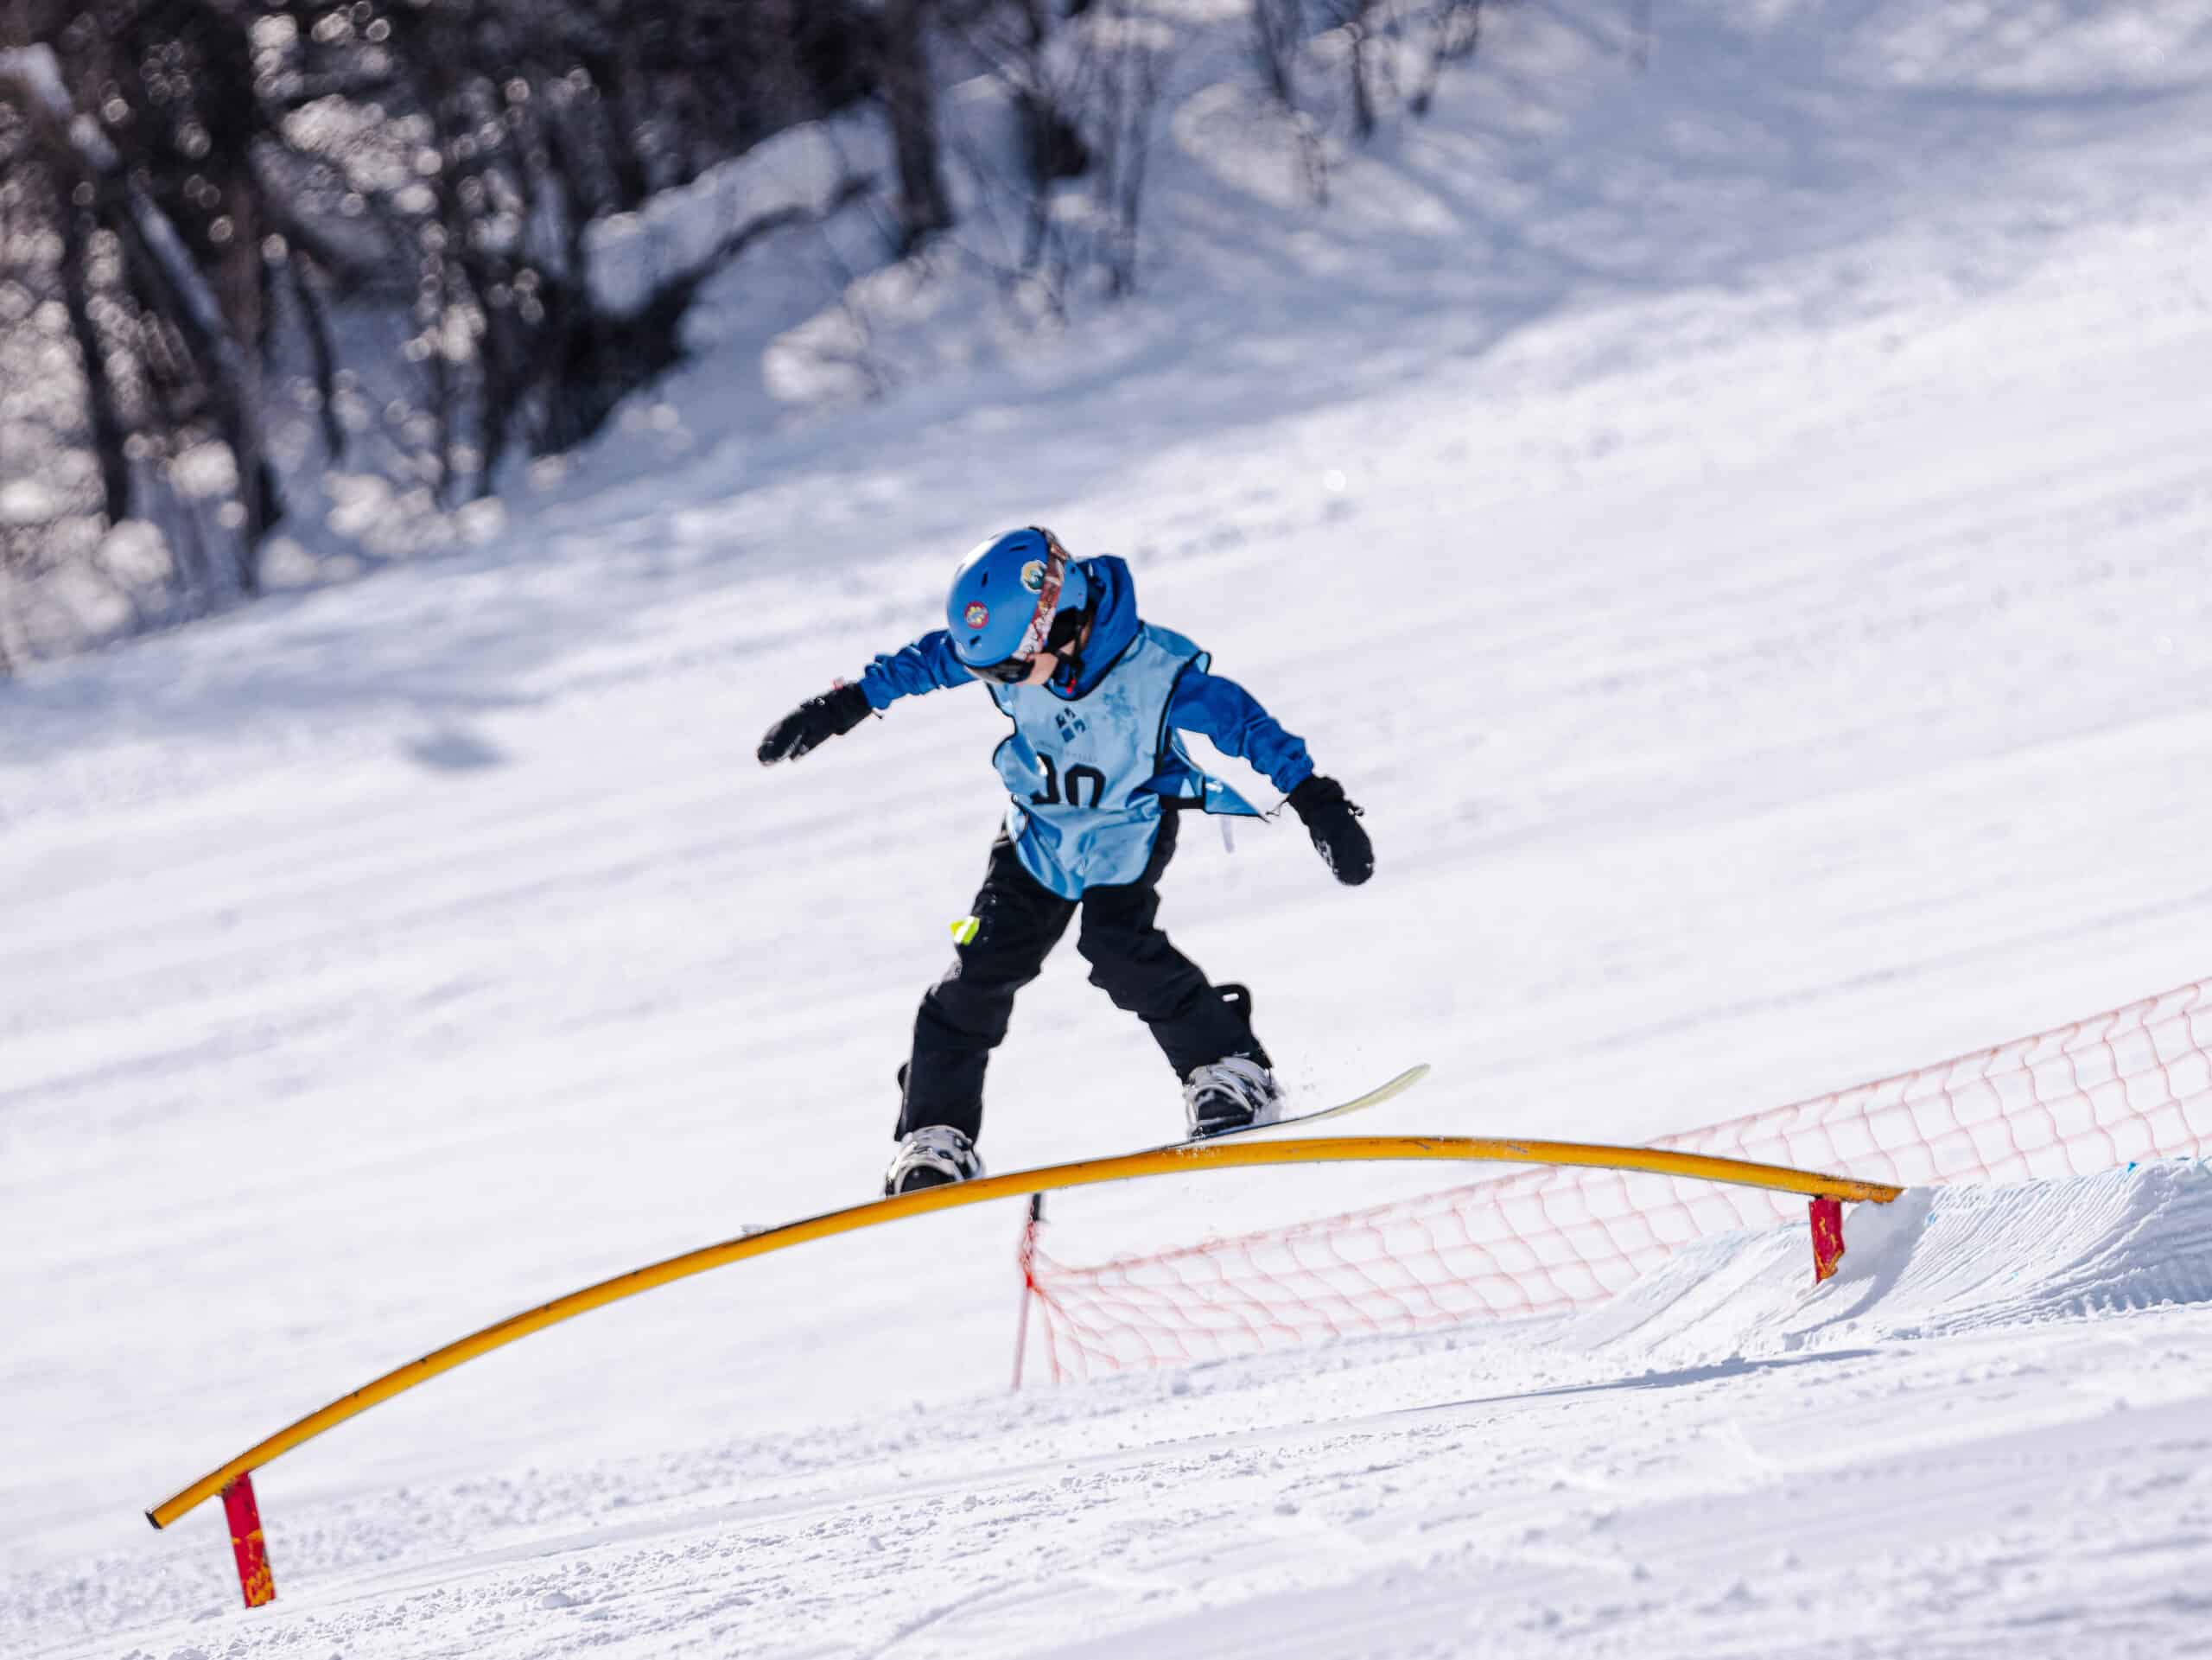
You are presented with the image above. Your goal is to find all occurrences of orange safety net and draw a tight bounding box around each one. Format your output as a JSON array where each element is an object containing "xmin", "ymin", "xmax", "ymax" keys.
[{"xmin": 1020, "ymin": 978, "xmax": 2212, "ymax": 1381}]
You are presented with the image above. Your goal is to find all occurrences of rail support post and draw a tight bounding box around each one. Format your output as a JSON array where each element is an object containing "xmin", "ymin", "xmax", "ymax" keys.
[
  {"xmin": 221, "ymin": 1471, "xmax": 276, "ymax": 1608},
  {"xmin": 1013, "ymin": 1193, "xmax": 1046, "ymax": 1391},
  {"xmin": 1808, "ymin": 1195, "xmax": 1846, "ymax": 1284}
]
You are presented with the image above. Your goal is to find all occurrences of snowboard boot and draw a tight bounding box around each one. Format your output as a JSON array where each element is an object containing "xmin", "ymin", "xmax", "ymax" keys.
[
  {"xmin": 1181, "ymin": 1055, "xmax": 1286, "ymax": 1140},
  {"xmin": 884, "ymin": 1124, "xmax": 985, "ymax": 1196}
]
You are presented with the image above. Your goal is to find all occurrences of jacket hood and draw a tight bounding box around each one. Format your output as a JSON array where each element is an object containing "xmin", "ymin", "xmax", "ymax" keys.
[{"xmin": 1053, "ymin": 554, "xmax": 1138, "ymax": 699}]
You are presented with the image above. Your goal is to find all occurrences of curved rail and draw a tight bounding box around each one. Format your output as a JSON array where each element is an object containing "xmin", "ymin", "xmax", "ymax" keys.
[{"xmin": 149, "ymin": 1133, "xmax": 1900, "ymax": 1527}]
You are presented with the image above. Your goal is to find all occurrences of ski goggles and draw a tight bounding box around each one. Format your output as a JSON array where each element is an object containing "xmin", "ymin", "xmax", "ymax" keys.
[
  {"xmin": 965, "ymin": 652, "xmax": 1046, "ymax": 686},
  {"xmin": 963, "ymin": 596, "xmax": 1089, "ymax": 685}
]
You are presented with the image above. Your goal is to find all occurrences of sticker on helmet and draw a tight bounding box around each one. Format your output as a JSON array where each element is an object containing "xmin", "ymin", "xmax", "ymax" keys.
[
  {"xmin": 1020, "ymin": 560, "xmax": 1046, "ymax": 593},
  {"xmin": 963, "ymin": 601, "xmax": 990, "ymax": 629}
]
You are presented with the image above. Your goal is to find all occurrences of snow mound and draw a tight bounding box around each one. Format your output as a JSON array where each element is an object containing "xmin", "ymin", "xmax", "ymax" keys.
[
  {"xmin": 583, "ymin": 114, "xmax": 887, "ymax": 322},
  {"xmin": 1553, "ymin": 1162, "xmax": 2212, "ymax": 1370}
]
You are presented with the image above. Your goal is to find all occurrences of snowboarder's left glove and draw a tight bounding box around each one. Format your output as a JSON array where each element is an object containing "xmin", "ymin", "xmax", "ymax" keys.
[
  {"xmin": 1287, "ymin": 774, "xmax": 1372, "ymax": 886},
  {"xmin": 758, "ymin": 684, "xmax": 872, "ymax": 765}
]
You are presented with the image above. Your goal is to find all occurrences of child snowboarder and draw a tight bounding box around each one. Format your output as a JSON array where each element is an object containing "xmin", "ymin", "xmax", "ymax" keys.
[{"xmin": 757, "ymin": 527, "xmax": 1373, "ymax": 1194}]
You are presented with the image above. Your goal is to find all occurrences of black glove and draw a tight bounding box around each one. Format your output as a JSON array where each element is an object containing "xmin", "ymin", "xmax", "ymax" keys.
[
  {"xmin": 1287, "ymin": 774, "xmax": 1372, "ymax": 886},
  {"xmin": 758, "ymin": 683, "xmax": 872, "ymax": 765}
]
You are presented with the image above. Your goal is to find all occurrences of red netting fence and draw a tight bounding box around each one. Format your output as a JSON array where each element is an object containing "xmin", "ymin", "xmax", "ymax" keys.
[{"xmin": 1018, "ymin": 977, "xmax": 2212, "ymax": 1382}]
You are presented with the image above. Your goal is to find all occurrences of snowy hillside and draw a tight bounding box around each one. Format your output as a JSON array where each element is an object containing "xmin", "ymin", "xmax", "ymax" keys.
[{"xmin": 5, "ymin": 0, "xmax": 2212, "ymax": 1654}]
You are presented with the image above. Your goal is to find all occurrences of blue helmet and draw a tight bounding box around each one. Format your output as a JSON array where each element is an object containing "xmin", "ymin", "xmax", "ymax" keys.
[{"xmin": 945, "ymin": 527, "xmax": 1091, "ymax": 671}]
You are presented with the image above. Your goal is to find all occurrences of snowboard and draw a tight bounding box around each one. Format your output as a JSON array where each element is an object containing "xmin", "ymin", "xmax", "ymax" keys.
[
  {"xmin": 890, "ymin": 1065, "xmax": 1432, "ymax": 1200},
  {"xmin": 1175, "ymin": 1061, "xmax": 1431, "ymax": 1149}
]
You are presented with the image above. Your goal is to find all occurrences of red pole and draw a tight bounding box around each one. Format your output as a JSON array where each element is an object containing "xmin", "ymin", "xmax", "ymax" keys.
[
  {"xmin": 1012, "ymin": 1194, "xmax": 1045, "ymax": 1391},
  {"xmin": 1809, "ymin": 1196, "xmax": 1846, "ymax": 1284},
  {"xmin": 220, "ymin": 1472, "xmax": 276, "ymax": 1608}
]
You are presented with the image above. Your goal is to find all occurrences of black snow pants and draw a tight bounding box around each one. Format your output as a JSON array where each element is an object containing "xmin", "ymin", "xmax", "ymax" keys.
[{"xmin": 897, "ymin": 809, "xmax": 1269, "ymax": 1143}]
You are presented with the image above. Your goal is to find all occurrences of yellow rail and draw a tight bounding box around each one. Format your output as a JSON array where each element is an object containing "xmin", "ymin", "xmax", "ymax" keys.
[{"xmin": 148, "ymin": 1133, "xmax": 1900, "ymax": 1529}]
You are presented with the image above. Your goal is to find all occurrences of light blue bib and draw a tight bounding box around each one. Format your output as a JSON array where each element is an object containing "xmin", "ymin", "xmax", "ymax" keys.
[{"xmin": 989, "ymin": 625, "xmax": 1260, "ymax": 898}]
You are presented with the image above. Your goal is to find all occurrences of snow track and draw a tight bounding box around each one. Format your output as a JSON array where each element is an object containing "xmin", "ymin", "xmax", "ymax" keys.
[{"xmin": 13, "ymin": 1170, "xmax": 2212, "ymax": 1657}]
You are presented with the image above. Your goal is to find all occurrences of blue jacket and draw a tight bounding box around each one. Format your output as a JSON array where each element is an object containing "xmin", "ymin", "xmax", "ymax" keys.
[{"xmin": 857, "ymin": 556, "xmax": 1317, "ymax": 895}]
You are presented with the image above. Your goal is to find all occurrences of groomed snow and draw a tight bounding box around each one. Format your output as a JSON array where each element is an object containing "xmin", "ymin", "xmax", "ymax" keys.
[
  {"xmin": 4, "ymin": 0, "xmax": 2212, "ymax": 1654},
  {"xmin": 15, "ymin": 1173, "xmax": 2212, "ymax": 1657}
]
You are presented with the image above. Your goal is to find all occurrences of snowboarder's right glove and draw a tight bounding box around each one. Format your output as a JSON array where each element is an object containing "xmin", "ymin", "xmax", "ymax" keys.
[
  {"xmin": 1287, "ymin": 774, "xmax": 1373, "ymax": 886},
  {"xmin": 758, "ymin": 683, "xmax": 872, "ymax": 765}
]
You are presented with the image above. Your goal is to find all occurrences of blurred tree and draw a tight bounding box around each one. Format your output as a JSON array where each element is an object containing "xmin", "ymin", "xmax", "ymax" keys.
[
  {"xmin": 4, "ymin": 3, "xmax": 283, "ymax": 601},
  {"xmin": 879, "ymin": 0, "xmax": 951, "ymax": 252},
  {"xmin": 941, "ymin": 0, "xmax": 1090, "ymax": 274},
  {"xmin": 1409, "ymin": 0, "xmax": 1484, "ymax": 115}
]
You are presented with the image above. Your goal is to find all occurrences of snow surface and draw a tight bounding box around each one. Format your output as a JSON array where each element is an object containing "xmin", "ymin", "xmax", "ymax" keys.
[{"xmin": 5, "ymin": 0, "xmax": 2212, "ymax": 1653}]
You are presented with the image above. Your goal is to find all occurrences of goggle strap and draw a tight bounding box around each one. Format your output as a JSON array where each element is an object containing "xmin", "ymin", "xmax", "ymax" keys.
[{"xmin": 1013, "ymin": 535, "xmax": 1068, "ymax": 660}]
